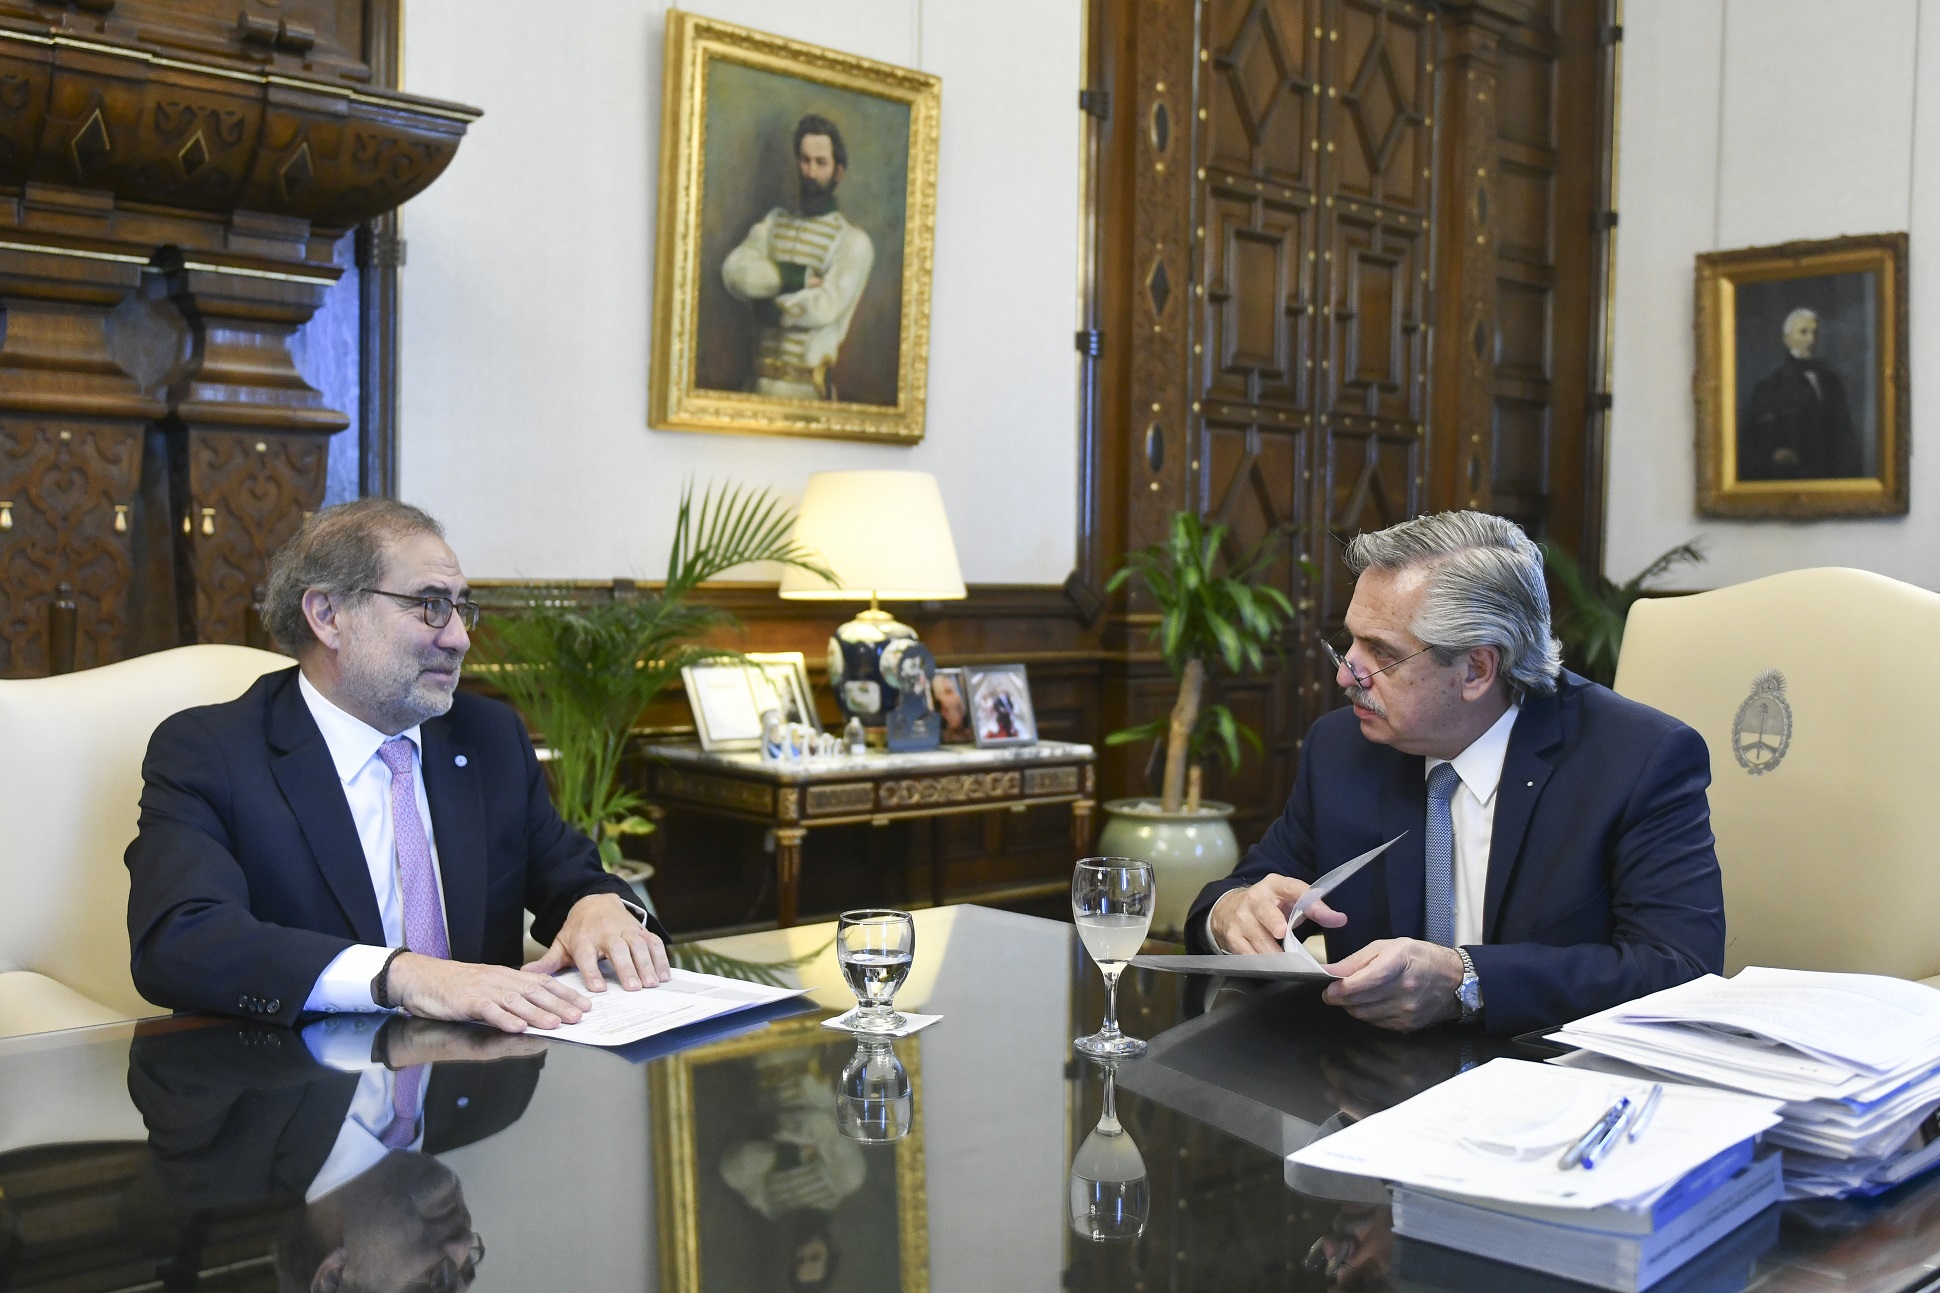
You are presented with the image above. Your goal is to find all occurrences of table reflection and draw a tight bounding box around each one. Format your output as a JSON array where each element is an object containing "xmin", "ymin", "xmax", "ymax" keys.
[
  {"xmin": 838, "ymin": 1037, "xmax": 915, "ymax": 1145},
  {"xmin": 1068, "ymin": 1060, "xmax": 1149, "ymax": 1243}
]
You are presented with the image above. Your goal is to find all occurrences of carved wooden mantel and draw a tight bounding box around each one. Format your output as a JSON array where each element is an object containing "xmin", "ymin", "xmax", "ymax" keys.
[{"xmin": 0, "ymin": 0, "xmax": 480, "ymax": 675}]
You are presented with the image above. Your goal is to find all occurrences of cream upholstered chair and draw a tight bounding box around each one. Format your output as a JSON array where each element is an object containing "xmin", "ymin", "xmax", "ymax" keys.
[
  {"xmin": 0, "ymin": 644, "xmax": 290, "ymax": 1038},
  {"xmin": 1613, "ymin": 567, "xmax": 1940, "ymax": 984}
]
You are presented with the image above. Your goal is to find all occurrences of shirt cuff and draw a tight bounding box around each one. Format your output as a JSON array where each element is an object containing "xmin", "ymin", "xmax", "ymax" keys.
[
  {"xmin": 300, "ymin": 1013, "xmax": 390, "ymax": 1071},
  {"xmin": 302, "ymin": 944, "xmax": 396, "ymax": 1014},
  {"xmin": 1202, "ymin": 903, "xmax": 1231, "ymax": 955}
]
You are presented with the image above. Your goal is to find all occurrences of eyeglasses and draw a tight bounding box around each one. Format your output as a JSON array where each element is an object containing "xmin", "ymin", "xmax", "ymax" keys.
[
  {"xmin": 1319, "ymin": 631, "xmax": 1435, "ymax": 690},
  {"xmin": 360, "ymin": 589, "xmax": 482, "ymax": 632},
  {"xmin": 408, "ymin": 1233, "xmax": 485, "ymax": 1293}
]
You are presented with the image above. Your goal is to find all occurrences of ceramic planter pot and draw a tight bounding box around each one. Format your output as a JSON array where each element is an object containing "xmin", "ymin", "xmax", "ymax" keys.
[{"xmin": 1095, "ymin": 798, "xmax": 1240, "ymax": 941}]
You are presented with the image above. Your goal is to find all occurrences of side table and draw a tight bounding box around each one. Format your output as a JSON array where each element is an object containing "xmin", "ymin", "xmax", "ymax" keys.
[{"xmin": 641, "ymin": 741, "xmax": 1098, "ymax": 927}]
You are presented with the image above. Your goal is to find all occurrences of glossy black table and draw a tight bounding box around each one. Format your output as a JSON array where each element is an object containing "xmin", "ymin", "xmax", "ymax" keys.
[{"xmin": 3, "ymin": 905, "xmax": 1940, "ymax": 1292}]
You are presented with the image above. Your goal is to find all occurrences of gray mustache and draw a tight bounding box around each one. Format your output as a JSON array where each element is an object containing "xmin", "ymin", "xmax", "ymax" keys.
[{"xmin": 1345, "ymin": 682, "xmax": 1385, "ymax": 717}]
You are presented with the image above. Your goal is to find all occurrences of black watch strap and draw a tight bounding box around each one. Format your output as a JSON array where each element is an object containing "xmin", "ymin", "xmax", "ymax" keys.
[{"xmin": 371, "ymin": 948, "xmax": 408, "ymax": 1010}]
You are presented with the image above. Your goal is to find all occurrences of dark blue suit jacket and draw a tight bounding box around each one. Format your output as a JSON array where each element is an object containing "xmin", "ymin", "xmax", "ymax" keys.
[
  {"xmin": 1184, "ymin": 672, "xmax": 1725, "ymax": 1035},
  {"xmin": 125, "ymin": 666, "xmax": 659, "ymax": 1027}
]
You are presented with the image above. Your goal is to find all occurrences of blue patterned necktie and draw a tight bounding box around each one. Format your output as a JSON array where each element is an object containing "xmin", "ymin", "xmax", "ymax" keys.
[{"xmin": 1424, "ymin": 762, "xmax": 1461, "ymax": 947}]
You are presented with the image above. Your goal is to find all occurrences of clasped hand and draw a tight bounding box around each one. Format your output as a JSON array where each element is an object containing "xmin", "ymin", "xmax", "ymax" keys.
[
  {"xmin": 388, "ymin": 894, "xmax": 671, "ymax": 1034},
  {"xmin": 1210, "ymin": 877, "xmax": 1463, "ymax": 1031}
]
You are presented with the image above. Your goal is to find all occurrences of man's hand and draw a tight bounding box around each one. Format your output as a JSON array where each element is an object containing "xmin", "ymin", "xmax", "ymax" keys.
[
  {"xmin": 1321, "ymin": 938, "xmax": 1463, "ymax": 1031},
  {"xmin": 1208, "ymin": 876, "xmax": 1348, "ymax": 954},
  {"xmin": 387, "ymin": 954, "xmax": 593, "ymax": 1034},
  {"xmin": 522, "ymin": 893, "xmax": 671, "ymax": 993}
]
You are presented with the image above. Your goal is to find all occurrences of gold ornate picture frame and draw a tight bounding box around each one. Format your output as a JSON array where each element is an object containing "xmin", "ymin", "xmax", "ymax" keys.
[
  {"xmin": 651, "ymin": 11, "xmax": 941, "ymax": 444},
  {"xmin": 649, "ymin": 1012, "xmax": 929, "ymax": 1292},
  {"xmin": 1694, "ymin": 233, "xmax": 1908, "ymax": 518}
]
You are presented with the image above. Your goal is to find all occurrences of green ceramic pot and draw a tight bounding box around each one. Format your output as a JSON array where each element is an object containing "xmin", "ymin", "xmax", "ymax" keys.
[{"xmin": 1095, "ymin": 798, "xmax": 1240, "ymax": 942}]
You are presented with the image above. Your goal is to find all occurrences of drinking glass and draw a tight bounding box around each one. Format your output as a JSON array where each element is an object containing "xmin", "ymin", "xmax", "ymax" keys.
[
  {"xmin": 1072, "ymin": 857, "xmax": 1154, "ymax": 1059},
  {"xmin": 837, "ymin": 909, "xmax": 915, "ymax": 1033},
  {"xmin": 1069, "ymin": 1061, "xmax": 1149, "ymax": 1241},
  {"xmin": 836, "ymin": 1038, "xmax": 914, "ymax": 1144}
]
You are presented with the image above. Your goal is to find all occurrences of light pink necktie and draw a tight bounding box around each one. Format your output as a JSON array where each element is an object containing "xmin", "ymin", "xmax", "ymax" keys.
[
  {"xmin": 376, "ymin": 737, "xmax": 450, "ymax": 961},
  {"xmin": 382, "ymin": 1063, "xmax": 427, "ymax": 1148}
]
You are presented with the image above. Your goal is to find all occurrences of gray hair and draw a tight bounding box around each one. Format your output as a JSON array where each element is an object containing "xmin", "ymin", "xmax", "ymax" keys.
[
  {"xmin": 1783, "ymin": 307, "xmax": 1819, "ymax": 333},
  {"xmin": 260, "ymin": 499, "xmax": 444, "ymax": 656},
  {"xmin": 1343, "ymin": 511, "xmax": 1562, "ymax": 696}
]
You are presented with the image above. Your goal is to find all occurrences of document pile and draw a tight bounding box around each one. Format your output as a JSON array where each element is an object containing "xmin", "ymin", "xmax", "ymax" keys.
[
  {"xmin": 1288, "ymin": 1058, "xmax": 1783, "ymax": 1292},
  {"xmin": 1552, "ymin": 968, "xmax": 1940, "ymax": 1199}
]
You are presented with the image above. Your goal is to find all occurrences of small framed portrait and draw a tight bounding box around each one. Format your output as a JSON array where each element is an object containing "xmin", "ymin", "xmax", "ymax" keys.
[
  {"xmin": 1695, "ymin": 232, "xmax": 1908, "ymax": 518},
  {"xmin": 650, "ymin": 10, "xmax": 941, "ymax": 445},
  {"xmin": 650, "ymin": 1014, "xmax": 929, "ymax": 1292},
  {"xmin": 965, "ymin": 664, "xmax": 1037, "ymax": 748},
  {"xmin": 882, "ymin": 642, "xmax": 939, "ymax": 753},
  {"xmin": 930, "ymin": 667, "xmax": 972, "ymax": 744},
  {"xmin": 682, "ymin": 653, "xmax": 817, "ymax": 751}
]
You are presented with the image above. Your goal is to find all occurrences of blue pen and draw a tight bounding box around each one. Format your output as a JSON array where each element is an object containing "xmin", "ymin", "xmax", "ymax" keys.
[{"xmin": 1557, "ymin": 1097, "xmax": 1632, "ymax": 1171}]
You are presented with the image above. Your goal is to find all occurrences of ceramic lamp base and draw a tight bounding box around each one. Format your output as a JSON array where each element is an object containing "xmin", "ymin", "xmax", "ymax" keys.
[{"xmin": 827, "ymin": 607, "xmax": 918, "ymax": 729}]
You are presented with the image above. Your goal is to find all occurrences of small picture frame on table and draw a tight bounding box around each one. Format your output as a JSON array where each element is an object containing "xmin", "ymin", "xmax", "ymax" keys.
[
  {"xmin": 931, "ymin": 667, "xmax": 973, "ymax": 744},
  {"xmin": 682, "ymin": 652, "xmax": 817, "ymax": 751},
  {"xmin": 965, "ymin": 664, "xmax": 1036, "ymax": 747}
]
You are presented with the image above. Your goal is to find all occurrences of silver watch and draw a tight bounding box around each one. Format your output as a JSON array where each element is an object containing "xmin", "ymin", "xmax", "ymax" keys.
[{"xmin": 1455, "ymin": 948, "xmax": 1484, "ymax": 1022}]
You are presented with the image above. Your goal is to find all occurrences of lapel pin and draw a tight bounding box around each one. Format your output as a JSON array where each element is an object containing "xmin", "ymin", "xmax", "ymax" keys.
[
  {"xmin": 1525, "ymin": 780, "xmax": 1533, "ymax": 787},
  {"xmin": 455, "ymin": 755, "xmax": 468, "ymax": 767}
]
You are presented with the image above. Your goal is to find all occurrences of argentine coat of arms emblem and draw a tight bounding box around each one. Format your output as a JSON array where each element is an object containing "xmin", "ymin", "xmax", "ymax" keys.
[{"xmin": 1731, "ymin": 670, "xmax": 1792, "ymax": 775}]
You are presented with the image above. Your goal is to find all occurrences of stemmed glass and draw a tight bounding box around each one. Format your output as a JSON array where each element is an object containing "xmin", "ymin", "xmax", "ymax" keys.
[
  {"xmin": 1069, "ymin": 1061, "xmax": 1149, "ymax": 1241},
  {"xmin": 836, "ymin": 1038, "xmax": 914, "ymax": 1144},
  {"xmin": 1072, "ymin": 857, "xmax": 1154, "ymax": 1059},
  {"xmin": 836, "ymin": 909, "xmax": 915, "ymax": 1033}
]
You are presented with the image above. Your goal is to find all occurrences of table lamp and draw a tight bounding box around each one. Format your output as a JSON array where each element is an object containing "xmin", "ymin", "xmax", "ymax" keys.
[{"xmin": 779, "ymin": 470, "xmax": 966, "ymax": 733}]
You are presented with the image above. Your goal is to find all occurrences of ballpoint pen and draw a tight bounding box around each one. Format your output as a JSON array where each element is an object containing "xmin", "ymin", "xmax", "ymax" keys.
[
  {"xmin": 1558, "ymin": 1097, "xmax": 1632, "ymax": 1170},
  {"xmin": 1627, "ymin": 1083, "xmax": 1665, "ymax": 1141}
]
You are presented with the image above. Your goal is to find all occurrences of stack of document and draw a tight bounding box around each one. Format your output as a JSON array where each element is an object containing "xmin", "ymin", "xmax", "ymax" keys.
[
  {"xmin": 1551, "ymin": 968, "xmax": 1940, "ymax": 1199},
  {"xmin": 1288, "ymin": 1059, "xmax": 1783, "ymax": 1291}
]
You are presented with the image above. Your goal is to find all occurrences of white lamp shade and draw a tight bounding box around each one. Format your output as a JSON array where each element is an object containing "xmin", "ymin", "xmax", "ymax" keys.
[{"xmin": 779, "ymin": 471, "xmax": 967, "ymax": 601}]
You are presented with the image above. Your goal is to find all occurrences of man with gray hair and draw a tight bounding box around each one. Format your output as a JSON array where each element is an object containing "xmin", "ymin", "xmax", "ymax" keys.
[
  {"xmin": 127, "ymin": 499, "xmax": 670, "ymax": 1036},
  {"xmin": 1187, "ymin": 511, "xmax": 1724, "ymax": 1035},
  {"xmin": 1740, "ymin": 306, "xmax": 1862, "ymax": 479}
]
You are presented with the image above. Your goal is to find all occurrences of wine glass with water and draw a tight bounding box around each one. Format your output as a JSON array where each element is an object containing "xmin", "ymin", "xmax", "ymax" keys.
[
  {"xmin": 1072, "ymin": 857, "xmax": 1154, "ymax": 1059},
  {"xmin": 1069, "ymin": 1061, "xmax": 1149, "ymax": 1241},
  {"xmin": 837, "ymin": 909, "xmax": 915, "ymax": 1033}
]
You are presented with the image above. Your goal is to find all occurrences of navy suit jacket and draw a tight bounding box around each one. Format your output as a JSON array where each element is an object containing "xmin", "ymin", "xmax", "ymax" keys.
[
  {"xmin": 1184, "ymin": 672, "xmax": 1725, "ymax": 1035},
  {"xmin": 125, "ymin": 666, "xmax": 660, "ymax": 1027}
]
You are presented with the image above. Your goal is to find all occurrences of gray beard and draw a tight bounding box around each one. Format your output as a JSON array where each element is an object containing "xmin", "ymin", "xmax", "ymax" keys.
[{"xmin": 339, "ymin": 640, "xmax": 464, "ymax": 735}]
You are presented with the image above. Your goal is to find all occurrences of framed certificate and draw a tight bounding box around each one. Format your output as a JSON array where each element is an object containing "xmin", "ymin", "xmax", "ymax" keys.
[{"xmin": 682, "ymin": 652, "xmax": 818, "ymax": 751}]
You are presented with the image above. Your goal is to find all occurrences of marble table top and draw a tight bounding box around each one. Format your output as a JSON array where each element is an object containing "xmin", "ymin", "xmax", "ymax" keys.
[{"xmin": 641, "ymin": 739, "xmax": 1096, "ymax": 784}]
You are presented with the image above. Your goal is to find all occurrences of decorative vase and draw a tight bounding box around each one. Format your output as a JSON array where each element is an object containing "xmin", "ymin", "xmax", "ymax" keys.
[
  {"xmin": 1096, "ymin": 798, "xmax": 1240, "ymax": 942},
  {"xmin": 827, "ymin": 608, "xmax": 919, "ymax": 731}
]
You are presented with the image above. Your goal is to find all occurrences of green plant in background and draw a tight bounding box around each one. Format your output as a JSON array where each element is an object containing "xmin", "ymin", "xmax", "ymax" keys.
[
  {"xmin": 472, "ymin": 482, "xmax": 835, "ymax": 871},
  {"xmin": 669, "ymin": 937, "xmax": 834, "ymax": 985},
  {"xmin": 1104, "ymin": 512, "xmax": 1297, "ymax": 812},
  {"xmin": 1539, "ymin": 539, "xmax": 1705, "ymax": 687}
]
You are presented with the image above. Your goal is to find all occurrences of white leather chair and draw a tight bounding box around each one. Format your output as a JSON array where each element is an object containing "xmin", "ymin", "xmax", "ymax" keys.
[
  {"xmin": 0, "ymin": 645, "xmax": 290, "ymax": 1038},
  {"xmin": 1613, "ymin": 568, "xmax": 1940, "ymax": 984}
]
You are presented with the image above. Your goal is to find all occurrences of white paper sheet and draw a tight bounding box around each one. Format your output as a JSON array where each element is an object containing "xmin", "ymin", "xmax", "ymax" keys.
[
  {"xmin": 820, "ymin": 1008, "xmax": 942, "ymax": 1037},
  {"xmin": 527, "ymin": 968, "xmax": 805, "ymax": 1047},
  {"xmin": 1131, "ymin": 939, "xmax": 1338, "ymax": 982},
  {"xmin": 1287, "ymin": 1058, "xmax": 1782, "ymax": 1210}
]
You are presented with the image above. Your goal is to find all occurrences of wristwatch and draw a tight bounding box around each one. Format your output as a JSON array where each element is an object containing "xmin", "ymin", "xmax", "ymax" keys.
[{"xmin": 1455, "ymin": 948, "xmax": 1484, "ymax": 1023}]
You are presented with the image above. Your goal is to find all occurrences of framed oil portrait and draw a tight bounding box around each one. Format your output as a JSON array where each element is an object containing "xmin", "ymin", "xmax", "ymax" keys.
[
  {"xmin": 966, "ymin": 664, "xmax": 1037, "ymax": 748},
  {"xmin": 651, "ymin": 11, "xmax": 941, "ymax": 444},
  {"xmin": 650, "ymin": 1013, "xmax": 929, "ymax": 1293},
  {"xmin": 682, "ymin": 652, "xmax": 817, "ymax": 751},
  {"xmin": 1694, "ymin": 233, "xmax": 1908, "ymax": 518}
]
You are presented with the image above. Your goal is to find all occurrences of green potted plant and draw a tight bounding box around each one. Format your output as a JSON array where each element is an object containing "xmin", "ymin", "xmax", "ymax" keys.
[
  {"xmin": 472, "ymin": 482, "xmax": 834, "ymax": 910},
  {"xmin": 1539, "ymin": 539, "xmax": 1704, "ymax": 687},
  {"xmin": 1098, "ymin": 512, "xmax": 1295, "ymax": 938}
]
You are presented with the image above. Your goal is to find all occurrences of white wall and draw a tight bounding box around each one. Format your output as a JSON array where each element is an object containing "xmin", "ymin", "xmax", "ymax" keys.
[
  {"xmin": 398, "ymin": 1, "xmax": 1083, "ymax": 584},
  {"xmin": 1607, "ymin": 0, "xmax": 1940, "ymax": 588}
]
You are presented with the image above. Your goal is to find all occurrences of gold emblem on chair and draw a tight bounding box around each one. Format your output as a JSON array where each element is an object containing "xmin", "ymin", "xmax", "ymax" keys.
[{"xmin": 1731, "ymin": 670, "xmax": 1792, "ymax": 775}]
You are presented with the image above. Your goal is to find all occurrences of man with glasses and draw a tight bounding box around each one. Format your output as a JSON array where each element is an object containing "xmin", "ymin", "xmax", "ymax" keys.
[
  {"xmin": 1185, "ymin": 511, "xmax": 1724, "ymax": 1035},
  {"xmin": 126, "ymin": 499, "xmax": 670, "ymax": 1033}
]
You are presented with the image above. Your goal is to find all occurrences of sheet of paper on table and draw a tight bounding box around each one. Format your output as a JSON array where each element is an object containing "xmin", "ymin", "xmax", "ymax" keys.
[
  {"xmin": 1287, "ymin": 1057, "xmax": 1783, "ymax": 1211},
  {"xmin": 1130, "ymin": 940, "xmax": 1339, "ymax": 983},
  {"xmin": 528, "ymin": 968, "xmax": 806, "ymax": 1048}
]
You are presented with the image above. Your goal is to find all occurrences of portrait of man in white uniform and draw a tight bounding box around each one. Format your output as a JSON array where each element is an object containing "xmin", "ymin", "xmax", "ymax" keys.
[{"xmin": 721, "ymin": 114, "xmax": 875, "ymax": 402}]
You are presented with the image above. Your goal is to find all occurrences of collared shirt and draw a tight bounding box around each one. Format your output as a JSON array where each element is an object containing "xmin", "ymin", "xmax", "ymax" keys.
[
  {"xmin": 302, "ymin": 1015, "xmax": 424, "ymax": 1201},
  {"xmin": 298, "ymin": 671, "xmax": 449, "ymax": 1013},
  {"xmin": 1426, "ymin": 703, "xmax": 1520, "ymax": 948},
  {"xmin": 1208, "ymin": 703, "xmax": 1521, "ymax": 953}
]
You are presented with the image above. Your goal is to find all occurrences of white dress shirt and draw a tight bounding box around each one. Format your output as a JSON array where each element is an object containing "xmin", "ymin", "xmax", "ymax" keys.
[
  {"xmin": 301, "ymin": 1014, "xmax": 425, "ymax": 1200},
  {"xmin": 298, "ymin": 671, "xmax": 449, "ymax": 1013},
  {"xmin": 1208, "ymin": 703, "xmax": 1521, "ymax": 952},
  {"xmin": 1427, "ymin": 703, "xmax": 1520, "ymax": 948}
]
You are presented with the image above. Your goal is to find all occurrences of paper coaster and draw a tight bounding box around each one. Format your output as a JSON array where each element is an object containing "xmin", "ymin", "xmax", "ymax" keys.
[{"xmin": 821, "ymin": 1008, "xmax": 942, "ymax": 1037}]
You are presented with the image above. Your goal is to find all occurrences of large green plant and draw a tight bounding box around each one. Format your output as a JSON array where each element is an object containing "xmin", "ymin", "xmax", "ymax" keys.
[
  {"xmin": 1104, "ymin": 512, "xmax": 1296, "ymax": 812},
  {"xmin": 1538, "ymin": 539, "xmax": 1704, "ymax": 687},
  {"xmin": 472, "ymin": 482, "xmax": 834, "ymax": 868}
]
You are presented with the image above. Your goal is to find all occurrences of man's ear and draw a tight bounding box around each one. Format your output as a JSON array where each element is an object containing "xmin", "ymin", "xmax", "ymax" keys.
[
  {"xmin": 302, "ymin": 588, "xmax": 343, "ymax": 654},
  {"xmin": 310, "ymin": 1248, "xmax": 347, "ymax": 1293},
  {"xmin": 1460, "ymin": 645, "xmax": 1502, "ymax": 701}
]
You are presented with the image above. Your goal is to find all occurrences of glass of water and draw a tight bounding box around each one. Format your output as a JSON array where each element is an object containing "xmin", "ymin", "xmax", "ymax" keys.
[
  {"xmin": 1072, "ymin": 857, "xmax": 1153, "ymax": 1059},
  {"xmin": 836, "ymin": 1038, "xmax": 914, "ymax": 1144},
  {"xmin": 837, "ymin": 909, "xmax": 915, "ymax": 1033},
  {"xmin": 1069, "ymin": 1061, "xmax": 1149, "ymax": 1241}
]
